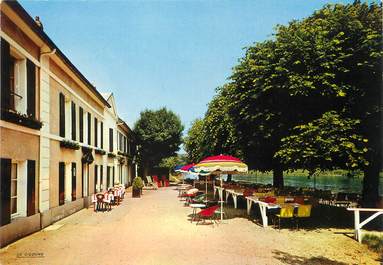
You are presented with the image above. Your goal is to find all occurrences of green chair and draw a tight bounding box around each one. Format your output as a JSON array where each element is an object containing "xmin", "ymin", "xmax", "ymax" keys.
[{"xmin": 192, "ymin": 194, "xmax": 206, "ymax": 204}]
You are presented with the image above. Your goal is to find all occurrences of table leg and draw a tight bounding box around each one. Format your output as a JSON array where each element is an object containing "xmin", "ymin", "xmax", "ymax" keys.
[
  {"xmin": 247, "ymin": 200, "xmax": 252, "ymax": 215},
  {"xmin": 225, "ymin": 192, "xmax": 230, "ymax": 203},
  {"xmin": 233, "ymin": 194, "xmax": 237, "ymax": 208},
  {"xmin": 259, "ymin": 204, "xmax": 268, "ymax": 227}
]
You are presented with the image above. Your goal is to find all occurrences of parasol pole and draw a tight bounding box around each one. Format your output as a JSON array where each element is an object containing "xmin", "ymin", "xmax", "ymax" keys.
[{"xmin": 220, "ymin": 175, "xmax": 223, "ymax": 221}]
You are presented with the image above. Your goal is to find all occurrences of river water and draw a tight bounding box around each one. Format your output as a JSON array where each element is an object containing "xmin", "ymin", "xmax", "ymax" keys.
[{"xmin": 232, "ymin": 174, "xmax": 383, "ymax": 195}]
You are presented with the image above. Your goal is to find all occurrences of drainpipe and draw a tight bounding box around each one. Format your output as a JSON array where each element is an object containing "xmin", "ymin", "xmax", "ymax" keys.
[{"xmin": 41, "ymin": 48, "xmax": 57, "ymax": 57}]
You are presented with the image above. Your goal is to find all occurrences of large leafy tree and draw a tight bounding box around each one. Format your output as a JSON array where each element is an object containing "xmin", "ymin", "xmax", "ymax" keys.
[
  {"xmin": 227, "ymin": 39, "xmax": 292, "ymax": 188},
  {"xmin": 227, "ymin": 1, "xmax": 382, "ymax": 199},
  {"xmin": 202, "ymin": 84, "xmax": 242, "ymax": 159},
  {"xmin": 134, "ymin": 108, "xmax": 184, "ymax": 174},
  {"xmin": 183, "ymin": 118, "xmax": 205, "ymax": 163},
  {"xmin": 273, "ymin": 1, "xmax": 382, "ymax": 205},
  {"xmin": 184, "ymin": 86, "xmax": 243, "ymax": 164}
]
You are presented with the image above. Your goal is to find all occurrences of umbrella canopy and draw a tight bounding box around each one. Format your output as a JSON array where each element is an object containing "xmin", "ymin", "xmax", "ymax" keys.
[
  {"xmin": 180, "ymin": 163, "xmax": 196, "ymax": 173},
  {"xmin": 193, "ymin": 154, "xmax": 248, "ymax": 221},
  {"xmin": 174, "ymin": 165, "xmax": 183, "ymax": 172},
  {"xmin": 193, "ymin": 155, "xmax": 248, "ymax": 174}
]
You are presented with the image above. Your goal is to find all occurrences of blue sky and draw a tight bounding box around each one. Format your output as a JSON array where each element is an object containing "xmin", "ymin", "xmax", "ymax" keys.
[{"xmin": 21, "ymin": 0, "xmax": 355, "ymax": 133}]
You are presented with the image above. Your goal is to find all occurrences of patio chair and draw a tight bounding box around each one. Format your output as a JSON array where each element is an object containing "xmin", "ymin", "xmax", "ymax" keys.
[
  {"xmin": 275, "ymin": 205, "xmax": 294, "ymax": 230},
  {"xmin": 96, "ymin": 193, "xmax": 104, "ymax": 212},
  {"xmin": 191, "ymin": 193, "xmax": 206, "ymax": 204},
  {"xmin": 152, "ymin": 175, "xmax": 162, "ymax": 188},
  {"xmin": 146, "ymin": 176, "xmax": 158, "ymax": 189},
  {"xmin": 276, "ymin": 196, "xmax": 286, "ymax": 205},
  {"xmin": 242, "ymin": 188, "xmax": 254, "ymax": 197},
  {"xmin": 161, "ymin": 176, "xmax": 169, "ymax": 187},
  {"xmin": 196, "ymin": 205, "xmax": 220, "ymax": 225},
  {"xmin": 92, "ymin": 194, "xmax": 98, "ymax": 212},
  {"xmin": 293, "ymin": 196, "xmax": 305, "ymax": 205},
  {"xmin": 103, "ymin": 192, "xmax": 113, "ymax": 211},
  {"xmin": 143, "ymin": 176, "xmax": 157, "ymax": 190},
  {"xmin": 295, "ymin": 204, "xmax": 312, "ymax": 229}
]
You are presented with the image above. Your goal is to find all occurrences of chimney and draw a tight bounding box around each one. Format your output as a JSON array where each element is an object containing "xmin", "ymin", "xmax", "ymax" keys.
[{"xmin": 34, "ymin": 16, "xmax": 43, "ymax": 30}]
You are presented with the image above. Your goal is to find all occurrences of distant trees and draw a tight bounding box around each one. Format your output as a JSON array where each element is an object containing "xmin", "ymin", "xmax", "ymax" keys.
[
  {"xmin": 134, "ymin": 108, "xmax": 184, "ymax": 175},
  {"xmin": 184, "ymin": 1, "xmax": 382, "ymax": 206},
  {"xmin": 184, "ymin": 118, "xmax": 205, "ymax": 163}
]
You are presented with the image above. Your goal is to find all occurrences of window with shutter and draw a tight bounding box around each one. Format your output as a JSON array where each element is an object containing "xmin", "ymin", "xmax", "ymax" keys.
[
  {"xmin": 100, "ymin": 122, "xmax": 104, "ymax": 149},
  {"xmin": 100, "ymin": 165, "xmax": 104, "ymax": 191},
  {"xmin": 109, "ymin": 128, "xmax": 113, "ymax": 152},
  {"xmin": 87, "ymin": 113, "xmax": 91, "ymax": 145},
  {"xmin": 94, "ymin": 165, "xmax": 98, "ymax": 193},
  {"xmin": 59, "ymin": 93, "xmax": 65, "ymax": 137},
  {"xmin": 0, "ymin": 158, "xmax": 11, "ymax": 226},
  {"xmin": 1, "ymin": 38, "xmax": 11, "ymax": 111},
  {"xmin": 71, "ymin": 102, "xmax": 76, "ymax": 141},
  {"xmin": 59, "ymin": 162, "xmax": 65, "ymax": 205},
  {"xmin": 26, "ymin": 59, "xmax": 36, "ymax": 118},
  {"xmin": 94, "ymin": 118, "xmax": 98, "ymax": 147},
  {"xmin": 79, "ymin": 107, "xmax": 83, "ymax": 143},
  {"xmin": 27, "ymin": 160, "xmax": 35, "ymax": 216},
  {"xmin": 107, "ymin": 166, "xmax": 110, "ymax": 189},
  {"xmin": 71, "ymin": 163, "xmax": 76, "ymax": 201}
]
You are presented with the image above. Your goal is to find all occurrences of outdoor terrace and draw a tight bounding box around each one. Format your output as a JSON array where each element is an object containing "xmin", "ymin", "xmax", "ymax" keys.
[{"xmin": 0, "ymin": 187, "xmax": 380, "ymax": 265}]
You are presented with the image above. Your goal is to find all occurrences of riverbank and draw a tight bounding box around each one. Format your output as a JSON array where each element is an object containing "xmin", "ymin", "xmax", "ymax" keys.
[
  {"xmin": 232, "ymin": 171, "xmax": 383, "ymax": 195},
  {"xmin": 0, "ymin": 187, "xmax": 381, "ymax": 265}
]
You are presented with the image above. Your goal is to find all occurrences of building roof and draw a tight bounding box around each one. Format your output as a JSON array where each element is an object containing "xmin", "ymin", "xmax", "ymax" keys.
[
  {"xmin": 118, "ymin": 117, "xmax": 136, "ymax": 140},
  {"xmin": 4, "ymin": 1, "xmax": 111, "ymax": 108}
]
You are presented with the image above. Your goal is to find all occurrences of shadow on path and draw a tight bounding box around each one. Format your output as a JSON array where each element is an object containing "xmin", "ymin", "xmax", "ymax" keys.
[{"xmin": 273, "ymin": 250, "xmax": 348, "ymax": 265}]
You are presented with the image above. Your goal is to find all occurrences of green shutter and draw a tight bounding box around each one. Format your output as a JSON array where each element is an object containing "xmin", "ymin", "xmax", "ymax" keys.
[
  {"xmin": 27, "ymin": 160, "xmax": 36, "ymax": 216},
  {"xmin": 0, "ymin": 158, "xmax": 11, "ymax": 225}
]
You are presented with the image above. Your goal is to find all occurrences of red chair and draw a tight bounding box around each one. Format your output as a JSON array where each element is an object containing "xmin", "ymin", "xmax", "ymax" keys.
[
  {"xmin": 263, "ymin": 196, "xmax": 277, "ymax": 204},
  {"xmin": 196, "ymin": 205, "xmax": 219, "ymax": 225},
  {"xmin": 152, "ymin": 175, "xmax": 162, "ymax": 187},
  {"xmin": 294, "ymin": 196, "xmax": 305, "ymax": 205},
  {"xmin": 162, "ymin": 176, "xmax": 169, "ymax": 187},
  {"xmin": 180, "ymin": 188, "xmax": 198, "ymax": 205},
  {"xmin": 243, "ymin": 188, "xmax": 254, "ymax": 197}
]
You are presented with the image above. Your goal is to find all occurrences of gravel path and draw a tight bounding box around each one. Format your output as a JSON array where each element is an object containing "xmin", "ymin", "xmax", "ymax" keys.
[{"xmin": 0, "ymin": 187, "xmax": 380, "ymax": 265}]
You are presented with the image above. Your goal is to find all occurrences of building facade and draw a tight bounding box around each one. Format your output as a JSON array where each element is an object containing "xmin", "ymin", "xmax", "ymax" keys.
[{"xmin": 0, "ymin": 1, "xmax": 137, "ymax": 247}]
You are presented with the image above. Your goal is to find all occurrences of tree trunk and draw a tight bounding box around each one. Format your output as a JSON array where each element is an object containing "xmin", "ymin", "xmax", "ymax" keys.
[
  {"xmin": 273, "ymin": 167, "xmax": 284, "ymax": 188},
  {"xmin": 362, "ymin": 159, "xmax": 381, "ymax": 207},
  {"xmin": 227, "ymin": 174, "xmax": 232, "ymax": 182}
]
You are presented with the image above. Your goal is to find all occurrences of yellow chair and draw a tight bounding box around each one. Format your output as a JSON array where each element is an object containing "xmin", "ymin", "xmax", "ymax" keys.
[
  {"xmin": 295, "ymin": 204, "xmax": 312, "ymax": 229},
  {"xmin": 276, "ymin": 196, "xmax": 286, "ymax": 205},
  {"xmin": 275, "ymin": 205, "xmax": 294, "ymax": 230}
]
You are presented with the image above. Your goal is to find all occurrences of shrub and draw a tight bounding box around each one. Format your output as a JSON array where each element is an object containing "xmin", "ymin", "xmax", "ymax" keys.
[
  {"xmin": 362, "ymin": 234, "xmax": 383, "ymax": 255},
  {"xmin": 132, "ymin": 177, "xmax": 144, "ymax": 190}
]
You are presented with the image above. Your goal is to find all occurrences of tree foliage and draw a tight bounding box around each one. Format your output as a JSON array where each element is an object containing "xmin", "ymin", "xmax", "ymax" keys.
[
  {"xmin": 185, "ymin": 1, "xmax": 381, "ymax": 204},
  {"xmin": 134, "ymin": 108, "xmax": 184, "ymax": 172},
  {"xmin": 183, "ymin": 118, "xmax": 205, "ymax": 163},
  {"xmin": 275, "ymin": 111, "xmax": 369, "ymax": 175},
  {"xmin": 202, "ymin": 84, "xmax": 242, "ymax": 159},
  {"xmin": 159, "ymin": 154, "xmax": 188, "ymax": 174}
]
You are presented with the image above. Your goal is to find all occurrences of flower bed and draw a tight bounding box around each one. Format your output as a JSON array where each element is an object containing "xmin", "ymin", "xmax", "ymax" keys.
[{"xmin": 60, "ymin": 140, "xmax": 80, "ymax": 150}]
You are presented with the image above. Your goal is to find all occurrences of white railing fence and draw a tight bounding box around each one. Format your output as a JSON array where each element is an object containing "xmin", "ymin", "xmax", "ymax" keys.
[{"xmin": 347, "ymin": 208, "xmax": 383, "ymax": 243}]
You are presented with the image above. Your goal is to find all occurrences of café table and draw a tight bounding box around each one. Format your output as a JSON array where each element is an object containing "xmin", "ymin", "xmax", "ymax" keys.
[
  {"xmin": 245, "ymin": 196, "xmax": 300, "ymax": 228},
  {"xmin": 189, "ymin": 203, "xmax": 206, "ymax": 223}
]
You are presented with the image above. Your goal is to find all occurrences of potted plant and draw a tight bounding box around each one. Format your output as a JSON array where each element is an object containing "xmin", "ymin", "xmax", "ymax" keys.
[{"xmin": 132, "ymin": 177, "xmax": 144, "ymax": 198}]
